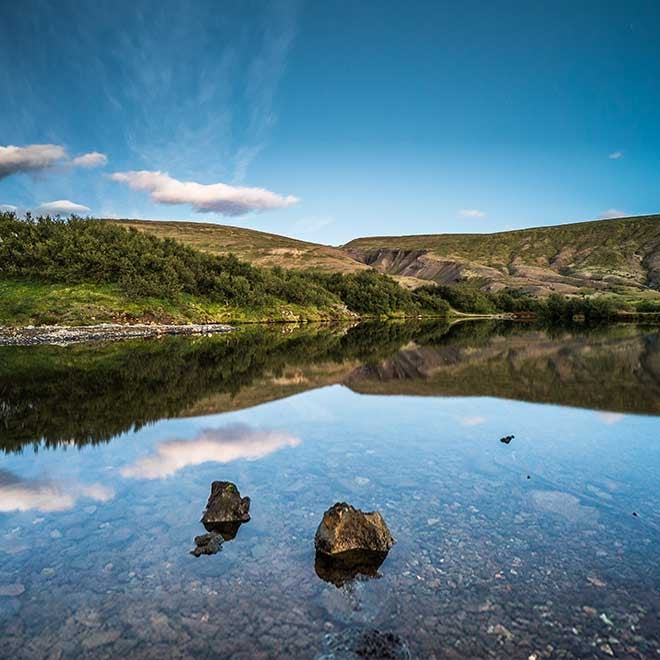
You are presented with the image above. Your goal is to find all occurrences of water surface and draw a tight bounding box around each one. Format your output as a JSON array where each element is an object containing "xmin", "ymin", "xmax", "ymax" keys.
[{"xmin": 1, "ymin": 321, "xmax": 659, "ymax": 658}]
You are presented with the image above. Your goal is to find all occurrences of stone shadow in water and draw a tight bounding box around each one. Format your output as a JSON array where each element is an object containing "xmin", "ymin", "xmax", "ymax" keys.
[{"xmin": 314, "ymin": 549, "xmax": 389, "ymax": 588}]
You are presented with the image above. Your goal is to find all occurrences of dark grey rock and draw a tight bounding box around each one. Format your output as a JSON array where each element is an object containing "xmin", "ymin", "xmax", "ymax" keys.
[
  {"xmin": 201, "ymin": 481, "xmax": 251, "ymax": 526},
  {"xmin": 190, "ymin": 532, "xmax": 223, "ymax": 557}
]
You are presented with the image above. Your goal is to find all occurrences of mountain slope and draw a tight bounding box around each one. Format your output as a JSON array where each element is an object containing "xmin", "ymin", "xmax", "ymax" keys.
[
  {"xmin": 110, "ymin": 219, "xmax": 367, "ymax": 273},
  {"xmin": 344, "ymin": 215, "xmax": 660, "ymax": 295},
  {"xmin": 109, "ymin": 215, "xmax": 660, "ymax": 296}
]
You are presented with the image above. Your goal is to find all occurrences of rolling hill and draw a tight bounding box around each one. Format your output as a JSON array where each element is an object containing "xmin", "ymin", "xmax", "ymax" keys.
[{"xmin": 110, "ymin": 215, "xmax": 660, "ymax": 296}]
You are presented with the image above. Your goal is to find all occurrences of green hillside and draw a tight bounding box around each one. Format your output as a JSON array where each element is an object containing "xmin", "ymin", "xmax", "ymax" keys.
[
  {"xmin": 109, "ymin": 215, "xmax": 660, "ymax": 297},
  {"xmin": 110, "ymin": 218, "xmax": 366, "ymax": 273},
  {"xmin": 344, "ymin": 215, "xmax": 660, "ymax": 295}
]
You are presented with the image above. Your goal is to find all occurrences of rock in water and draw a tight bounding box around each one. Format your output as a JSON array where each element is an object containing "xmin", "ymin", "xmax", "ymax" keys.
[
  {"xmin": 201, "ymin": 481, "xmax": 250, "ymax": 526},
  {"xmin": 499, "ymin": 435, "xmax": 514, "ymax": 444},
  {"xmin": 315, "ymin": 502, "xmax": 394, "ymax": 556},
  {"xmin": 191, "ymin": 532, "xmax": 223, "ymax": 557}
]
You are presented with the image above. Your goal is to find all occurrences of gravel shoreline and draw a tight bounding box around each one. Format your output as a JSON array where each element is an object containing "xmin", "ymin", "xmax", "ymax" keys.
[{"xmin": 0, "ymin": 323, "xmax": 233, "ymax": 346}]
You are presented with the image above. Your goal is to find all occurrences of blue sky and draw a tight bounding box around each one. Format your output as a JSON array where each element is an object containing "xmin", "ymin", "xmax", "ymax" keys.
[{"xmin": 1, "ymin": 0, "xmax": 659, "ymax": 244}]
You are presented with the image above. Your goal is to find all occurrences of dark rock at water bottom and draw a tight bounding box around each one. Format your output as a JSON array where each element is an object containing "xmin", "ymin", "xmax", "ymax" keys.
[
  {"xmin": 315, "ymin": 549, "xmax": 389, "ymax": 587},
  {"xmin": 500, "ymin": 434, "xmax": 515, "ymax": 444},
  {"xmin": 190, "ymin": 521, "xmax": 247, "ymax": 557},
  {"xmin": 191, "ymin": 532, "xmax": 223, "ymax": 557},
  {"xmin": 192, "ymin": 481, "xmax": 250, "ymax": 556},
  {"xmin": 321, "ymin": 628, "xmax": 410, "ymax": 660}
]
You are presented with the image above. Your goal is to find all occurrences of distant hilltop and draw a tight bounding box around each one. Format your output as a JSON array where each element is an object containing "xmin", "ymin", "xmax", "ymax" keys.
[{"xmin": 111, "ymin": 215, "xmax": 660, "ymax": 296}]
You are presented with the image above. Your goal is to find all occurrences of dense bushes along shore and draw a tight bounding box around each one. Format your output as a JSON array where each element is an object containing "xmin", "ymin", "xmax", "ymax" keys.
[
  {"xmin": 0, "ymin": 212, "xmax": 625, "ymax": 321},
  {"xmin": 0, "ymin": 213, "xmax": 449, "ymax": 317}
]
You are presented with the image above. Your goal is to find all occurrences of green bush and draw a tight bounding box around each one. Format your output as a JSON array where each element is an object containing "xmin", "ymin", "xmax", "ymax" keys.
[{"xmin": 0, "ymin": 213, "xmax": 452, "ymax": 317}]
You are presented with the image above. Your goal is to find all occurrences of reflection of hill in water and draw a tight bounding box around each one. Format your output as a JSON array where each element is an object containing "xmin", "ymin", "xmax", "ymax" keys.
[
  {"xmin": 346, "ymin": 329, "xmax": 660, "ymax": 414},
  {"xmin": 1, "ymin": 321, "xmax": 659, "ymax": 452}
]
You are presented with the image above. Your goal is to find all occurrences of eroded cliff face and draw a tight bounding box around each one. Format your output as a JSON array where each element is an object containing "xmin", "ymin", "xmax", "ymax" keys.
[
  {"xmin": 346, "ymin": 244, "xmax": 660, "ymax": 295},
  {"xmin": 343, "ymin": 215, "xmax": 660, "ymax": 294},
  {"xmin": 346, "ymin": 248, "xmax": 503, "ymax": 286}
]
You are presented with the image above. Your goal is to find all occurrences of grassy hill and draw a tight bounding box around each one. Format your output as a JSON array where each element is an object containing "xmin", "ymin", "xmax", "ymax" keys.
[
  {"xmin": 109, "ymin": 215, "xmax": 660, "ymax": 297},
  {"xmin": 345, "ymin": 215, "xmax": 660, "ymax": 296},
  {"xmin": 110, "ymin": 219, "xmax": 367, "ymax": 273}
]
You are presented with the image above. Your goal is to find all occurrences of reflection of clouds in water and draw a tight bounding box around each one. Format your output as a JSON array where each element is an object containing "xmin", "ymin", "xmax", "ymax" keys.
[
  {"xmin": 0, "ymin": 469, "xmax": 114, "ymax": 513},
  {"xmin": 531, "ymin": 490, "xmax": 598, "ymax": 524},
  {"xmin": 596, "ymin": 412, "xmax": 624, "ymax": 425},
  {"xmin": 121, "ymin": 424, "xmax": 301, "ymax": 480},
  {"xmin": 461, "ymin": 416, "xmax": 486, "ymax": 427}
]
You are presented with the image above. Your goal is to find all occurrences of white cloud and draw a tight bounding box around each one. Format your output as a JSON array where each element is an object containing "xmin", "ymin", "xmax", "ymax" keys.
[
  {"xmin": 0, "ymin": 469, "xmax": 114, "ymax": 513},
  {"xmin": 121, "ymin": 424, "xmax": 301, "ymax": 480},
  {"xmin": 461, "ymin": 416, "xmax": 486, "ymax": 426},
  {"xmin": 608, "ymin": 151, "xmax": 623, "ymax": 160},
  {"xmin": 458, "ymin": 209, "xmax": 487, "ymax": 219},
  {"xmin": 596, "ymin": 412, "xmax": 624, "ymax": 425},
  {"xmin": 0, "ymin": 144, "xmax": 107, "ymax": 179},
  {"xmin": 110, "ymin": 170, "xmax": 298, "ymax": 216},
  {"xmin": 35, "ymin": 200, "xmax": 91, "ymax": 215},
  {"xmin": 598, "ymin": 209, "xmax": 627, "ymax": 220},
  {"xmin": 0, "ymin": 144, "xmax": 67, "ymax": 179},
  {"xmin": 0, "ymin": 204, "xmax": 18, "ymax": 212},
  {"xmin": 71, "ymin": 151, "xmax": 108, "ymax": 168}
]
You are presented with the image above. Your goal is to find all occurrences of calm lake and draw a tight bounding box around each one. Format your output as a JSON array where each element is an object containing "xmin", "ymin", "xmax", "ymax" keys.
[{"xmin": 1, "ymin": 321, "xmax": 659, "ymax": 659}]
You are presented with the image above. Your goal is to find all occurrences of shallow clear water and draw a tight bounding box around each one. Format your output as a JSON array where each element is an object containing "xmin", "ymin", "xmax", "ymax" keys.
[{"xmin": 1, "ymin": 321, "xmax": 660, "ymax": 659}]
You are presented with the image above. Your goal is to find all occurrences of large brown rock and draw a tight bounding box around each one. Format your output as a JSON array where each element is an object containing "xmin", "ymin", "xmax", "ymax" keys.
[
  {"xmin": 201, "ymin": 481, "xmax": 250, "ymax": 526},
  {"xmin": 314, "ymin": 502, "xmax": 394, "ymax": 556}
]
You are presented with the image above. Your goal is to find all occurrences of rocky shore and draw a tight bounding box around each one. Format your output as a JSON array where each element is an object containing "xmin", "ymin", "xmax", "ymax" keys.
[{"xmin": 0, "ymin": 323, "xmax": 233, "ymax": 346}]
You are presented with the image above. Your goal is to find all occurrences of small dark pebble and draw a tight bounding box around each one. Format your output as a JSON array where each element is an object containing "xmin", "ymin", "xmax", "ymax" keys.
[
  {"xmin": 527, "ymin": 475, "xmax": 531, "ymax": 479},
  {"xmin": 499, "ymin": 435, "xmax": 515, "ymax": 445},
  {"xmin": 632, "ymin": 512, "xmax": 638, "ymax": 517}
]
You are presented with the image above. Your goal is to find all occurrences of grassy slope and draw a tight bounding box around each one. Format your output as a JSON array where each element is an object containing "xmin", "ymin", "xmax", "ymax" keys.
[
  {"xmin": 108, "ymin": 215, "xmax": 660, "ymax": 296},
  {"xmin": 0, "ymin": 279, "xmax": 354, "ymax": 326},
  {"xmin": 109, "ymin": 218, "xmax": 367, "ymax": 273},
  {"xmin": 345, "ymin": 215, "xmax": 660, "ymax": 293}
]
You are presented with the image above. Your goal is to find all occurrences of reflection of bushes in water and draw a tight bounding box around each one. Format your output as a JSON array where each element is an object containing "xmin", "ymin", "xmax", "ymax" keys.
[
  {"xmin": 0, "ymin": 322, "xmax": 453, "ymax": 452},
  {"xmin": 2, "ymin": 320, "xmax": 656, "ymax": 453}
]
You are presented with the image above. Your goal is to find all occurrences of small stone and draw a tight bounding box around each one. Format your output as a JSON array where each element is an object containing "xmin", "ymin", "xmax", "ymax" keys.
[
  {"xmin": 0, "ymin": 583, "xmax": 25, "ymax": 597},
  {"xmin": 600, "ymin": 613, "xmax": 614, "ymax": 627},
  {"xmin": 588, "ymin": 576, "xmax": 607, "ymax": 588},
  {"xmin": 427, "ymin": 518, "xmax": 440, "ymax": 526},
  {"xmin": 81, "ymin": 630, "xmax": 121, "ymax": 650},
  {"xmin": 191, "ymin": 532, "xmax": 223, "ymax": 557},
  {"xmin": 600, "ymin": 643, "xmax": 615, "ymax": 656},
  {"xmin": 49, "ymin": 530, "xmax": 62, "ymax": 539},
  {"xmin": 487, "ymin": 624, "xmax": 513, "ymax": 640}
]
